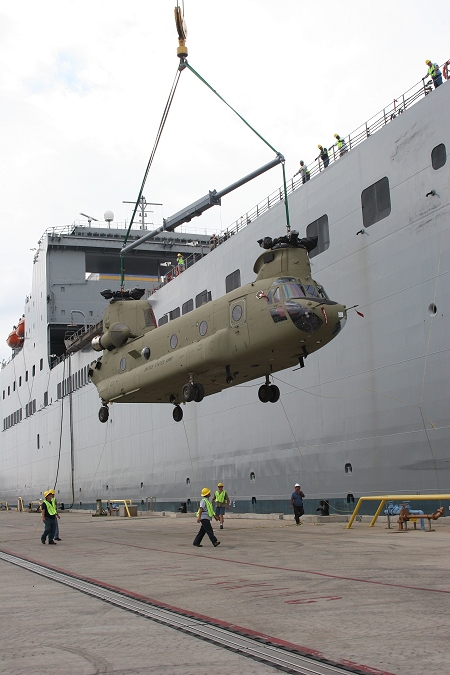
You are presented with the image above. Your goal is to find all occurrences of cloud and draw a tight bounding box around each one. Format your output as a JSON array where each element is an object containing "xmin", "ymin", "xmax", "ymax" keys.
[{"xmin": 26, "ymin": 49, "xmax": 89, "ymax": 95}]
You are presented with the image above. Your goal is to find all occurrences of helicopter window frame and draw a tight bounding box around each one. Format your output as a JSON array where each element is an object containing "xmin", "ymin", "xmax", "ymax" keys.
[
  {"xmin": 306, "ymin": 215, "xmax": 330, "ymax": 258},
  {"xmin": 230, "ymin": 299, "xmax": 246, "ymax": 327},
  {"xmin": 199, "ymin": 321, "xmax": 208, "ymax": 336},
  {"xmin": 119, "ymin": 357, "xmax": 126, "ymax": 371},
  {"xmin": 170, "ymin": 334, "xmax": 178, "ymax": 349},
  {"xmin": 282, "ymin": 283, "xmax": 306, "ymax": 299}
]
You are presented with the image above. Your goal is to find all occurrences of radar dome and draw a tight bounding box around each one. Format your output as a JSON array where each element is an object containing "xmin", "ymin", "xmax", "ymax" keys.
[{"xmin": 104, "ymin": 210, "xmax": 114, "ymax": 222}]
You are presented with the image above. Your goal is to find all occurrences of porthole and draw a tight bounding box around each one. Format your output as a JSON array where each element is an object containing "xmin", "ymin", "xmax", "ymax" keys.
[
  {"xmin": 141, "ymin": 347, "xmax": 151, "ymax": 360},
  {"xmin": 186, "ymin": 477, "xmax": 190, "ymax": 485},
  {"xmin": 250, "ymin": 471, "xmax": 256, "ymax": 481},
  {"xmin": 199, "ymin": 321, "xmax": 208, "ymax": 336},
  {"xmin": 428, "ymin": 303, "xmax": 437, "ymax": 317},
  {"xmin": 346, "ymin": 493, "xmax": 355, "ymax": 504},
  {"xmin": 345, "ymin": 463, "xmax": 352, "ymax": 474},
  {"xmin": 170, "ymin": 334, "xmax": 178, "ymax": 349},
  {"xmin": 232, "ymin": 304, "xmax": 242, "ymax": 322},
  {"xmin": 120, "ymin": 358, "xmax": 126, "ymax": 371}
]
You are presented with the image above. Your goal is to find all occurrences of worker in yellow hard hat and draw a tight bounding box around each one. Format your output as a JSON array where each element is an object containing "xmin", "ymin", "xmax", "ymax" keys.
[
  {"xmin": 193, "ymin": 488, "xmax": 220, "ymax": 548},
  {"xmin": 176, "ymin": 253, "xmax": 185, "ymax": 272},
  {"xmin": 425, "ymin": 59, "xmax": 442, "ymax": 89},
  {"xmin": 214, "ymin": 483, "xmax": 230, "ymax": 530},
  {"xmin": 334, "ymin": 133, "xmax": 348, "ymax": 158},
  {"xmin": 316, "ymin": 145, "xmax": 329, "ymax": 169},
  {"xmin": 41, "ymin": 489, "xmax": 60, "ymax": 545}
]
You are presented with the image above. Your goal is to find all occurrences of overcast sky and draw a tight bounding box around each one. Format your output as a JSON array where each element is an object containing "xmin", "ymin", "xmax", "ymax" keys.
[{"xmin": 0, "ymin": 0, "xmax": 449, "ymax": 361}]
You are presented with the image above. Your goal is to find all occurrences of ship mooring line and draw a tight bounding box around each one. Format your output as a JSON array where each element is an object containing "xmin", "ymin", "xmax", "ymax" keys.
[{"xmin": 0, "ymin": 549, "xmax": 394, "ymax": 675}]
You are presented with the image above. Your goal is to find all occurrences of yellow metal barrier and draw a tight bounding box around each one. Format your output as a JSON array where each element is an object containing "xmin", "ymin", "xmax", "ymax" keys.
[
  {"xmin": 0, "ymin": 501, "xmax": 9, "ymax": 511},
  {"xmin": 17, "ymin": 497, "xmax": 24, "ymax": 512},
  {"xmin": 100, "ymin": 499, "xmax": 133, "ymax": 517},
  {"xmin": 347, "ymin": 494, "xmax": 450, "ymax": 529}
]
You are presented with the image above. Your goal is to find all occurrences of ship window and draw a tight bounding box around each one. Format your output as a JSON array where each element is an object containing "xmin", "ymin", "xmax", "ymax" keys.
[
  {"xmin": 25, "ymin": 371, "xmax": 28, "ymax": 382},
  {"xmin": 347, "ymin": 493, "xmax": 355, "ymax": 504},
  {"xmin": 61, "ymin": 287, "xmax": 65, "ymax": 292},
  {"xmin": 8, "ymin": 386, "xmax": 10, "ymax": 396},
  {"xmin": 169, "ymin": 307, "xmax": 180, "ymax": 320},
  {"xmin": 32, "ymin": 365, "xmax": 35, "ymax": 377},
  {"xmin": 186, "ymin": 477, "xmax": 190, "ymax": 485},
  {"xmin": 61, "ymin": 310, "xmax": 65, "ymax": 315},
  {"xmin": 19, "ymin": 376, "xmax": 22, "ymax": 386},
  {"xmin": 170, "ymin": 334, "xmax": 178, "ymax": 349},
  {"xmin": 44, "ymin": 391, "xmax": 48, "ymax": 407},
  {"xmin": 37, "ymin": 434, "xmax": 40, "ymax": 449},
  {"xmin": 40, "ymin": 358, "xmax": 43, "ymax": 371},
  {"xmin": 306, "ymin": 215, "xmax": 330, "ymax": 258},
  {"xmin": 361, "ymin": 177, "xmax": 391, "ymax": 227},
  {"xmin": 158, "ymin": 315, "xmax": 168, "ymax": 326},
  {"xmin": 2, "ymin": 391, "xmax": 4, "ymax": 400},
  {"xmin": 345, "ymin": 463, "xmax": 352, "ymax": 474},
  {"xmin": 182, "ymin": 299, "xmax": 194, "ymax": 315},
  {"xmin": 199, "ymin": 321, "xmax": 208, "ymax": 336},
  {"xmin": 195, "ymin": 290, "xmax": 211, "ymax": 308},
  {"xmin": 226, "ymin": 269, "xmax": 241, "ymax": 293},
  {"xmin": 283, "ymin": 283, "xmax": 305, "ymax": 299},
  {"xmin": 431, "ymin": 143, "xmax": 446, "ymax": 170},
  {"xmin": 57, "ymin": 383, "xmax": 61, "ymax": 399},
  {"xmin": 250, "ymin": 471, "xmax": 256, "ymax": 481},
  {"xmin": 13, "ymin": 382, "xmax": 16, "ymax": 391}
]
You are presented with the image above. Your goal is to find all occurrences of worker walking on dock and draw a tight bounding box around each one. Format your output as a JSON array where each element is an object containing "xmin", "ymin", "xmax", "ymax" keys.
[
  {"xmin": 41, "ymin": 489, "xmax": 60, "ymax": 545},
  {"xmin": 193, "ymin": 488, "xmax": 220, "ymax": 547},
  {"xmin": 290, "ymin": 484, "xmax": 305, "ymax": 526},
  {"xmin": 214, "ymin": 482, "xmax": 230, "ymax": 530}
]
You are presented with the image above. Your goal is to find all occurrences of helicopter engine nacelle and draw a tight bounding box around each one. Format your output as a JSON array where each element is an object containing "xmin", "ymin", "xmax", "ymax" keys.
[{"xmin": 92, "ymin": 322, "xmax": 131, "ymax": 352}]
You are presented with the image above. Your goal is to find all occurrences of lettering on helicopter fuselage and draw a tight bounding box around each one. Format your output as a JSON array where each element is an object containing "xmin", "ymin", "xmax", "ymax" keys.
[{"xmin": 144, "ymin": 356, "xmax": 173, "ymax": 372}]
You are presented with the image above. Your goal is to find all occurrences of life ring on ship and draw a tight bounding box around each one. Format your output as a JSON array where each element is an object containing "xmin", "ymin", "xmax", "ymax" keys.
[{"xmin": 443, "ymin": 61, "xmax": 450, "ymax": 80}]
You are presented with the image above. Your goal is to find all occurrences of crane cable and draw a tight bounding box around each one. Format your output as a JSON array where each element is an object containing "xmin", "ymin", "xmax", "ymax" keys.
[
  {"xmin": 120, "ymin": 67, "xmax": 182, "ymax": 288},
  {"xmin": 183, "ymin": 60, "xmax": 291, "ymax": 232}
]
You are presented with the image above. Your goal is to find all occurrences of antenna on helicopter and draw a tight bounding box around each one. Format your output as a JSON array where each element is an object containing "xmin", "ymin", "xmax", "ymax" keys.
[{"xmin": 79, "ymin": 212, "xmax": 99, "ymax": 227}]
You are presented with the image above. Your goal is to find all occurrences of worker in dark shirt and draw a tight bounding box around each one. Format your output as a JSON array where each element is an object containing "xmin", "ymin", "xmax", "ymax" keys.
[
  {"xmin": 290, "ymin": 483, "xmax": 306, "ymax": 526},
  {"xmin": 317, "ymin": 145, "xmax": 329, "ymax": 169},
  {"xmin": 41, "ymin": 489, "xmax": 59, "ymax": 545}
]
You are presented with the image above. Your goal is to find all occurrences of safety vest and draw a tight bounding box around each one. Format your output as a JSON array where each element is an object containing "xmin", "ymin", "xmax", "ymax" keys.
[
  {"xmin": 197, "ymin": 498, "xmax": 215, "ymax": 518},
  {"xmin": 43, "ymin": 498, "xmax": 57, "ymax": 516},
  {"xmin": 177, "ymin": 256, "xmax": 185, "ymax": 265},
  {"xmin": 51, "ymin": 497, "xmax": 58, "ymax": 511},
  {"xmin": 215, "ymin": 490, "xmax": 227, "ymax": 504},
  {"xmin": 336, "ymin": 138, "xmax": 343, "ymax": 149}
]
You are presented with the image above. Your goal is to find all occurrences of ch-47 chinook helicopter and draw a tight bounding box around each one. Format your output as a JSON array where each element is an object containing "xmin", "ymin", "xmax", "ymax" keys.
[{"xmin": 89, "ymin": 230, "xmax": 347, "ymax": 423}]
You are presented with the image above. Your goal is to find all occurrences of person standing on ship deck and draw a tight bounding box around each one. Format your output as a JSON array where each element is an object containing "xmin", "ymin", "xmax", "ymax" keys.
[
  {"xmin": 193, "ymin": 488, "xmax": 220, "ymax": 547},
  {"xmin": 214, "ymin": 483, "xmax": 230, "ymax": 530},
  {"xmin": 316, "ymin": 145, "xmax": 329, "ymax": 169},
  {"xmin": 425, "ymin": 60, "xmax": 442, "ymax": 88},
  {"xmin": 290, "ymin": 484, "xmax": 305, "ymax": 526},
  {"xmin": 294, "ymin": 160, "xmax": 310, "ymax": 184},
  {"xmin": 41, "ymin": 490, "xmax": 60, "ymax": 544}
]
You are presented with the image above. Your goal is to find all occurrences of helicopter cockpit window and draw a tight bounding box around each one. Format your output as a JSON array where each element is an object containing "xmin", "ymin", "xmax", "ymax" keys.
[
  {"xmin": 303, "ymin": 284, "xmax": 320, "ymax": 298},
  {"xmin": 272, "ymin": 287, "xmax": 281, "ymax": 304},
  {"xmin": 283, "ymin": 283, "xmax": 305, "ymax": 299}
]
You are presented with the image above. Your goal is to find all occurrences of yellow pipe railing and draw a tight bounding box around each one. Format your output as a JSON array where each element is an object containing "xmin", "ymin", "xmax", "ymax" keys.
[{"xmin": 347, "ymin": 494, "xmax": 450, "ymax": 529}]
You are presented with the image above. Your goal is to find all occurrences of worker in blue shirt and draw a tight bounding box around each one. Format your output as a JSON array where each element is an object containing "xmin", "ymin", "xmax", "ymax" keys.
[{"xmin": 290, "ymin": 483, "xmax": 305, "ymax": 526}]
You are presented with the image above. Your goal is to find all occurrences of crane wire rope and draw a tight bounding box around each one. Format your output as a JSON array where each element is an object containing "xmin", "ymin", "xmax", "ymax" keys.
[
  {"xmin": 120, "ymin": 67, "xmax": 182, "ymax": 288},
  {"xmin": 183, "ymin": 60, "xmax": 291, "ymax": 232}
]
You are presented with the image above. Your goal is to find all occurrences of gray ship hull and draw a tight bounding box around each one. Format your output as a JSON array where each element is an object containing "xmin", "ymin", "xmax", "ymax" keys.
[{"xmin": 1, "ymin": 78, "xmax": 449, "ymax": 515}]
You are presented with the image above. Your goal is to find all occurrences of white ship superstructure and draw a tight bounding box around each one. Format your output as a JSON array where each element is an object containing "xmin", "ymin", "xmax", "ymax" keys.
[{"xmin": 1, "ymin": 76, "xmax": 449, "ymax": 514}]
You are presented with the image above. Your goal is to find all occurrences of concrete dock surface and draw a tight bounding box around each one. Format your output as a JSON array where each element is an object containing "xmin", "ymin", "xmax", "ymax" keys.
[{"xmin": 0, "ymin": 510, "xmax": 449, "ymax": 675}]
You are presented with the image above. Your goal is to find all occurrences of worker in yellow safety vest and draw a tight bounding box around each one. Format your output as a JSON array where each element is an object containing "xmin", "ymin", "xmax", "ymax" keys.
[
  {"xmin": 425, "ymin": 59, "xmax": 442, "ymax": 89},
  {"xmin": 334, "ymin": 134, "xmax": 348, "ymax": 157},
  {"xmin": 193, "ymin": 488, "xmax": 220, "ymax": 548},
  {"xmin": 41, "ymin": 489, "xmax": 60, "ymax": 545},
  {"xmin": 214, "ymin": 483, "xmax": 230, "ymax": 530},
  {"xmin": 176, "ymin": 253, "xmax": 185, "ymax": 272}
]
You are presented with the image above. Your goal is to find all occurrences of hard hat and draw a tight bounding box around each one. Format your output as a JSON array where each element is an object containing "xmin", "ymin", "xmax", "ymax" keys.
[
  {"xmin": 425, "ymin": 59, "xmax": 431, "ymax": 64},
  {"xmin": 334, "ymin": 133, "xmax": 339, "ymax": 138},
  {"xmin": 217, "ymin": 482, "xmax": 224, "ymax": 487},
  {"xmin": 177, "ymin": 253, "xmax": 181, "ymax": 256},
  {"xmin": 318, "ymin": 144, "xmax": 322, "ymax": 149},
  {"xmin": 294, "ymin": 483, "xmax": 300, "ymax": 487},
  {"xmin": 201, "ymin": 487, "xmax": 211, "ymax": 497},
  {"xmin": 44, "ymin": 490, "xmax": 54, "ymax": 498}
]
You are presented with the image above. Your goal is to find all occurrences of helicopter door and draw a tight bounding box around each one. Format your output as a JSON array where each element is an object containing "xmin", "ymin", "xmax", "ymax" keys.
[{"xmin": 230, "ymin": 298, "xmax": 249, "ymax": 351}]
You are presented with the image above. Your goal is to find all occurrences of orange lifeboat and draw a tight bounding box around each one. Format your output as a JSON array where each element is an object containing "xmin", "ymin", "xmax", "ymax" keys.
[
  {"xmin": 16, "ymin": 316, "xmax": 25, "ymax": 338},
  {"xmin": 7, "ymin": 330, "xmax": 21, "ymax": 349}
]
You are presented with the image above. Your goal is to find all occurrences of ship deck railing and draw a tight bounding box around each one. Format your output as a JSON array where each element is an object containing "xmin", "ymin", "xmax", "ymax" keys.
[
  {"xmin": 149, "ymin": 61, "xmax": 449, "ymax": 294},
  {"xmin": 346, "ymin": 494, "xmax": 450, "ymax": 529}
]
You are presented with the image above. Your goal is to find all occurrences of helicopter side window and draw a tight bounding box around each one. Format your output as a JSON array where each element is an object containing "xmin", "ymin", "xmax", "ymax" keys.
[
  {"xmin": 303, "ymin": 284, "xmax": 319, "ymax": 298},
  {"xmin": 272, "ymin": 287, "xmax": 281, "ymax": 304},
  {"xmin": 283, "ymin": 283, "xmax": 305, "ymax": 299}
]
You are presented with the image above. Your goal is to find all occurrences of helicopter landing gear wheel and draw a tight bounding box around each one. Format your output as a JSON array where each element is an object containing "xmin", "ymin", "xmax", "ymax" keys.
[
  {"xmin": 98, "ymin": 405, "xmax": 109, "ymax": 423},
  {"xmin": 258, "ymin": 384, "xmax": 271, "ymax": 403},
  {"xmin": 182, "ymin": 382, "xmax": 195, "ymax": 402},
  {"xmin": 269, "ymin": 384, "xmax": 280, "ymax": 403},
  {"xmin": 173, "ymin": 405, "xmax": 183, "ymax": 422},
  {"xmin": 193, "ymin": 383, "xmax": 205, "ymax": 402}
]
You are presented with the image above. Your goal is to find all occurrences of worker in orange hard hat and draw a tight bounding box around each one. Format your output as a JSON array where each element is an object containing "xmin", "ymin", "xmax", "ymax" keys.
[{"xmin": 425, "ymin": 59, "xmax": 442, "ymax": 89}]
